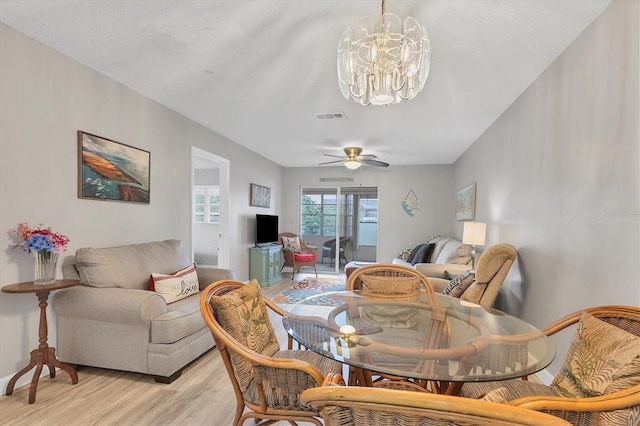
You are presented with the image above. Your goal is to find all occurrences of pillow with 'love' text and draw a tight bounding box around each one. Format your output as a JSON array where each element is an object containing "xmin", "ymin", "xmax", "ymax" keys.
[{"xmin": 149, "ymin": 263, "xmax": 199, "ymax": 304}]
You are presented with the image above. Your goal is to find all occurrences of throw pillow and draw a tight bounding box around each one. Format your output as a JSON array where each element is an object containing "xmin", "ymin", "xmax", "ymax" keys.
[
  {"xmin": 406, "ymin": 244, "xmax": 425, "ymax": 263},
  {"xmin": 441, "ymin": 272, "xmax": 474, "ymax": 298},
  {"xmin": 210, "ymin": 280, "xmax": 280, "ymax": 392},
  {"xmin": 417, "ymin": 243, "xmax": 436, "ymax": 264},
  {"xmin": 444, "ymin": 270, "xmax": 462, "ymax": 281},
  {"xmin": 409, "ymin": 243, "xmax": 435, "ymax": 266},
  {"xmin": 551, "ymin": 312, "xmax": 640, "ymax": 398},
  {"xmin": 149, "ymin": 263, "xmax": 199, "ymax": 304},
  {"xmin": 282, "ymin": 236, "xmax": 301, "ymax": 253}
]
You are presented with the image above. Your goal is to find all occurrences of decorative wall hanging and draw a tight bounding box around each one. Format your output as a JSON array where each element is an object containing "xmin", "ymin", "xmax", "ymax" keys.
[
  {"xmin": 78, "ymin": 131, "xmax": 150, "ymax": 204},
  {"xmin": 250, "ymin": 183, "xmax": 271, "ymax": 208},
  {"xmin": 456, "ymin": 183, "xmax": 476, "ymax": 220},
  {"xmin": 401, "ymin": 189, "xmax": 421, "ymax": 217}
]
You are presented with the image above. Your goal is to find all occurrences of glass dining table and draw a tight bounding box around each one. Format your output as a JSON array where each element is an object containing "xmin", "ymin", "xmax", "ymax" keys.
[{"xmin": 282, "ymin": 290, "xmax": 555, "ymax": 395}]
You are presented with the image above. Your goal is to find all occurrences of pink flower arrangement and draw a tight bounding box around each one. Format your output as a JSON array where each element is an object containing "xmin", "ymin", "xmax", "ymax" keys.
[{"xmin": 11, "ymin": 222, "xmax": 70, "ymax": 254}]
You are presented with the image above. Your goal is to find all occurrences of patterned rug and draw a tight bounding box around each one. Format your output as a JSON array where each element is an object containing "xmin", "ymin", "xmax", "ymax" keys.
[{"xmin": 272, "ymin": 277, "xmax": 345, "ymax": 306}]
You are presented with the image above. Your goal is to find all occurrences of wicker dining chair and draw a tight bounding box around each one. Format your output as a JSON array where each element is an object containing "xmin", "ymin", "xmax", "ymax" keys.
[
  {"xmin": 461, "ymin": 305, "xmax": 640, "ymax": 426},
  {"xmin": 346, "ymin": 263, "xmax": 436, "ymax": 296},
  {"xmin": 301, "ymin": 374, "xmax": 571, "ymax": 426},
  {"xmin": 345, "ymin": 264, "xmax": 444, "ymax": 388},
  {"xmin": 200, "ymin": 279, "xmax": 343, "ymax": 426}
]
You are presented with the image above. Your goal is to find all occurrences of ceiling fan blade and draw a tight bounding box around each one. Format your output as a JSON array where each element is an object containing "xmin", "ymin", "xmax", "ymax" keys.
[
  {"xmin": 362, "ymin": 159, "xmax": 389, "ymax": 167},
  {"xmin": 323, "ymin": 153, "xmax": 346, "ymax": 159},
  {"xmin": 318, "ymin": 159, "xmax": 345, "ymax": 165},
  {"xmin": 358, "ymin": 154, "xmax": 378, "ymax": 160}
]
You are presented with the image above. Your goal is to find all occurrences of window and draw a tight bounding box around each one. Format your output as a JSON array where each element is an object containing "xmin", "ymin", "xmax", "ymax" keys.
[
  {"xmin": 301, "ymin": 193, "xmax": 337, "ymax": 236},
  {"xmin": 358, "ymin": 195, "xmax": 378, "ymax": 246},
  {"xmin": 194, "ymin": 186, "xmax": 220, "ymax": 224}
]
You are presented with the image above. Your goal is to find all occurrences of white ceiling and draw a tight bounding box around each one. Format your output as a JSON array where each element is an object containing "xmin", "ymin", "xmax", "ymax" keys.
[{"xmin": 0, "ymin": 0, "xmax": 611, "ymax": 168}]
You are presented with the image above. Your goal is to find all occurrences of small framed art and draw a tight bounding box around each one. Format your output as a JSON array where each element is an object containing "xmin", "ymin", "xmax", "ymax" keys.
[
  {"xmin": 456, "ymin": 183, "xmax": 476, "ymax": 221},
  {"xmin": 250, "ymin": 183, "xmax": 271, "ymax": 208},
  {"xmin": 78, "ymin": 131, "xmax": 150, "ymax": 204}
]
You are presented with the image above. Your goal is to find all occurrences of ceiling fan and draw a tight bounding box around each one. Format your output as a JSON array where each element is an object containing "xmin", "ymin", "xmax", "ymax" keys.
[{"xmin": 318, "ymin": 147, "xmax": 389, "ymax": 169}]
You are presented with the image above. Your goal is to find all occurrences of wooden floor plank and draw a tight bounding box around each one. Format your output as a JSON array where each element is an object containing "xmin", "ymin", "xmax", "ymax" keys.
[{"xmin": 0, "ymin": 272, "xmax": 344, "ymax": 426}]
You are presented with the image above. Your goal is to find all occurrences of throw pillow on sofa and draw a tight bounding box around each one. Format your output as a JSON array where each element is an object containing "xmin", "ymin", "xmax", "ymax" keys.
[
  {"xmin": 442, "ymin": 271, "xmax": 474, "ymax": 298},
  {"xmin": 409, "ymin": 243, "xmax": 436, "ymax": 266},
  {"xmin": 150, "ymin": 263, "xmax": 199, "ymax": 304},
  {"xmin": 405, "ymin": 244, "xmax": 425, "ymax": 263}
]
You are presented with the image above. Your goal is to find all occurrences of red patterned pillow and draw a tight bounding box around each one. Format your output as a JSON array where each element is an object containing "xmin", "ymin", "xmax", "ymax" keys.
[{"xmin": 149, "ymin": 263, "xmax": 199, "ymax": 304}]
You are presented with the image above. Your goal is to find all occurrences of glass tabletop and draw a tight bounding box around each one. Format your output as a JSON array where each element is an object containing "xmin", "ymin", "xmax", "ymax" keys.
[{"xmin": 282, "ymin": 291, "xmax": 555, "ymax": 384}]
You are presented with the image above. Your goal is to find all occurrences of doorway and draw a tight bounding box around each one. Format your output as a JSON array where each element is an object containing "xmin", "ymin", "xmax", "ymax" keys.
[
  {"xmin": 300, "ymin": 186, "xmax": 379, "ymax": 274},
  {"xmin": 191, "ymin": 147, "xmax": 230, "ymax": 268}
]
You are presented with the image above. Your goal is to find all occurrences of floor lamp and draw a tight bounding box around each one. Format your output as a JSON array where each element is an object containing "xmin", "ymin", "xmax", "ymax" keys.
[{"xmin": 462, "ymin": 222, "xmax": 486, "ymax": 274}]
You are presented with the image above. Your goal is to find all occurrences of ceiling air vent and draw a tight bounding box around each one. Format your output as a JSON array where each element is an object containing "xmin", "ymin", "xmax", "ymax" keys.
[{"xmin": 314, "ymin": 112, "xmax": 346, "ymax": 120}]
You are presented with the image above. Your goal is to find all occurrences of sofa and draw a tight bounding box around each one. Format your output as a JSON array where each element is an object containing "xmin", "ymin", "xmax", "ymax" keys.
[
  {"xmin": 53, "ymin": 239, "xmax": 237, "ymax": 383},
  {"xmin": 392, "ymin": 236, "xmax": 473, "ymax": 279}
]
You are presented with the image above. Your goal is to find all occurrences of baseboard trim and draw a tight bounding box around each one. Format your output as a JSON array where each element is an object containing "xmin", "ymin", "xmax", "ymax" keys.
[
  {"xmin": 536, "ymin": 368, "xmax": 554, "ymax": 385},
  {"xmin": 1, "ymin": 367, "xmax": 55, "ymax": 397}
]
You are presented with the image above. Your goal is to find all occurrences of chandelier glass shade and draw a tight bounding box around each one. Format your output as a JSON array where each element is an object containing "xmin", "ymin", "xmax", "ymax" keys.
[{"xmin": 337, "ymin": 2, "xmax": 430, "ymax": 106}]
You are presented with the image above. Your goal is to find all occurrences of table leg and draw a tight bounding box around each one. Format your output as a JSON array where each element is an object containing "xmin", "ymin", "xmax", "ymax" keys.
[{"xmin": 5, "ymin": 290, "xmax": 78, "ymax": 403}]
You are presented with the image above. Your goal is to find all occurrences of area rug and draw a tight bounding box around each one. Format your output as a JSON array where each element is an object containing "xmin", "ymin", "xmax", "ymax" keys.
[{"xmin": 272, "ymin": 277, "xmax": 345, "ymax": 306}]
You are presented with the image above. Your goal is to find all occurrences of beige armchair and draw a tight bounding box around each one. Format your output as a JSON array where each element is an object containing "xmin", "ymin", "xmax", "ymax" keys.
[{"xmin": 431, "ymin": 243, "xmax": 517, "ymax": 308}]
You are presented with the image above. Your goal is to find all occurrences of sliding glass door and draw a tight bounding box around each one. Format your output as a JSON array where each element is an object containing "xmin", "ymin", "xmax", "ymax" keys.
[{"xmin": 300, "ymin": 186, "xmax": 378, "ymax": 274}]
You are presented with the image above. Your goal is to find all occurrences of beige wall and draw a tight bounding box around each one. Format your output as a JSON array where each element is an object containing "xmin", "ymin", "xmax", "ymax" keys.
[
  {"xmin": 0, "ymin": 23, "xmax": 283, "ymax": 388},
  {"xmin": 451, "ymin": 0, "xmax": 639, "ymax": 376}
]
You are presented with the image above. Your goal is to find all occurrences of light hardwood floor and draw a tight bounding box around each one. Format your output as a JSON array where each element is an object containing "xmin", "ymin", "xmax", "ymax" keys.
[{"xmin": 0, "ymin": 271, "xmax": 342, "ymax": 426}]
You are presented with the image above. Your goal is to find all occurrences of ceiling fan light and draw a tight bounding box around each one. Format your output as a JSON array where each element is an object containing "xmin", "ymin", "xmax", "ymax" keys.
[{"xmin": 344, "ymin": 160, "xmax": 361, "ymax": 170}]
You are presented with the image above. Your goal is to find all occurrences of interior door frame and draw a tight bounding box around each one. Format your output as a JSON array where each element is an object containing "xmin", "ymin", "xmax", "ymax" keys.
[{"xmin": 191, "ymin": 147, "xmax": 230, "ymax": 268}]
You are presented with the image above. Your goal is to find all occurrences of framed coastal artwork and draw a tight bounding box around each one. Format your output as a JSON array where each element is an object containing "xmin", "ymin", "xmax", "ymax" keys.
[
  {"xmin": 250, "ymin": 183, "xmax": 271, "ymax": 208},
  {"xmin": 77, "ymin": 131, "xmax": 150, "ymax": 204},
  {"xmin": 456, "ymin": 183, "xmax": 476, "ymax": 220}
]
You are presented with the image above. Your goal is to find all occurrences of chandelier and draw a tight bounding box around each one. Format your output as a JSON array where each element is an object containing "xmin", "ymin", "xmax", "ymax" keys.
[{"xmin": 337, "ymin": 0, "xmax": 430, "ymax": 106}]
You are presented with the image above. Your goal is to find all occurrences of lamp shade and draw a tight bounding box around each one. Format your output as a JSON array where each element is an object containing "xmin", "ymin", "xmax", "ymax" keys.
[
  {"xmin": 344, "ymin": 160, "xmax": 361, "ymax": 170},
  {"xmin": 462, "ymin": 222, "xmax": 486, "ymax": 246}
]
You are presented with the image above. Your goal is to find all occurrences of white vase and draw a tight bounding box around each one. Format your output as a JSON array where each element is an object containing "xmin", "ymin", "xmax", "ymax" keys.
[{"xmin": 34, "ymin": 251, "xmax": 58, "ymax": 285}]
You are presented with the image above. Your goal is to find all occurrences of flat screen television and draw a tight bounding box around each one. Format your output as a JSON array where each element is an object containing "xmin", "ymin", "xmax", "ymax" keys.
[{"xmin": 255, "ymin": 214, "xmax": 279, "ymax": 246}]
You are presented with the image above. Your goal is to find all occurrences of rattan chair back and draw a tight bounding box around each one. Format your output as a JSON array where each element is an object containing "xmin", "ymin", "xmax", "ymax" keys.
[{"xmin": 301, "ymin": 385, "xmax": 571, "ymax": 425}]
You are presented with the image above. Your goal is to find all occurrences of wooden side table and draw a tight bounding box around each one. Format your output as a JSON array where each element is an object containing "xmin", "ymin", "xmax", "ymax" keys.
[{"xmin": 2, "ymin": 279, "xmax": 80, "ymax": 403}]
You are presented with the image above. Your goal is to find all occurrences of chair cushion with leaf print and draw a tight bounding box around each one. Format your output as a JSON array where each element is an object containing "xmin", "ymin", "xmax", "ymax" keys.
[
  {"xmin": 209, "ymin": 280, "xmax": 280, "ymax": 395},
  {"xmin": 552, "ymin": 312, "xmax": 640, "ymax": 399},
  {"xmin": 209, "ymin": 280, "xmax": 341, "ymax": 409},
  {"xmin": 462, "ymin": 310, "xmax": 640, "ymax": 426}
]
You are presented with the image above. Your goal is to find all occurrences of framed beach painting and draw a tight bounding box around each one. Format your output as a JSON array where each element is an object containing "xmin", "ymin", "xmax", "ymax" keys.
[
  {"xmin": 250, "ymin": 183, "xmax": 271, "ymax": 208},
  {"xmin": 456, "ymin": 183, "xmax": 476, "ymax": 220},
  {"xmin": 78, "ymin": 131, "xmax": 150, "ymax": 204}
]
